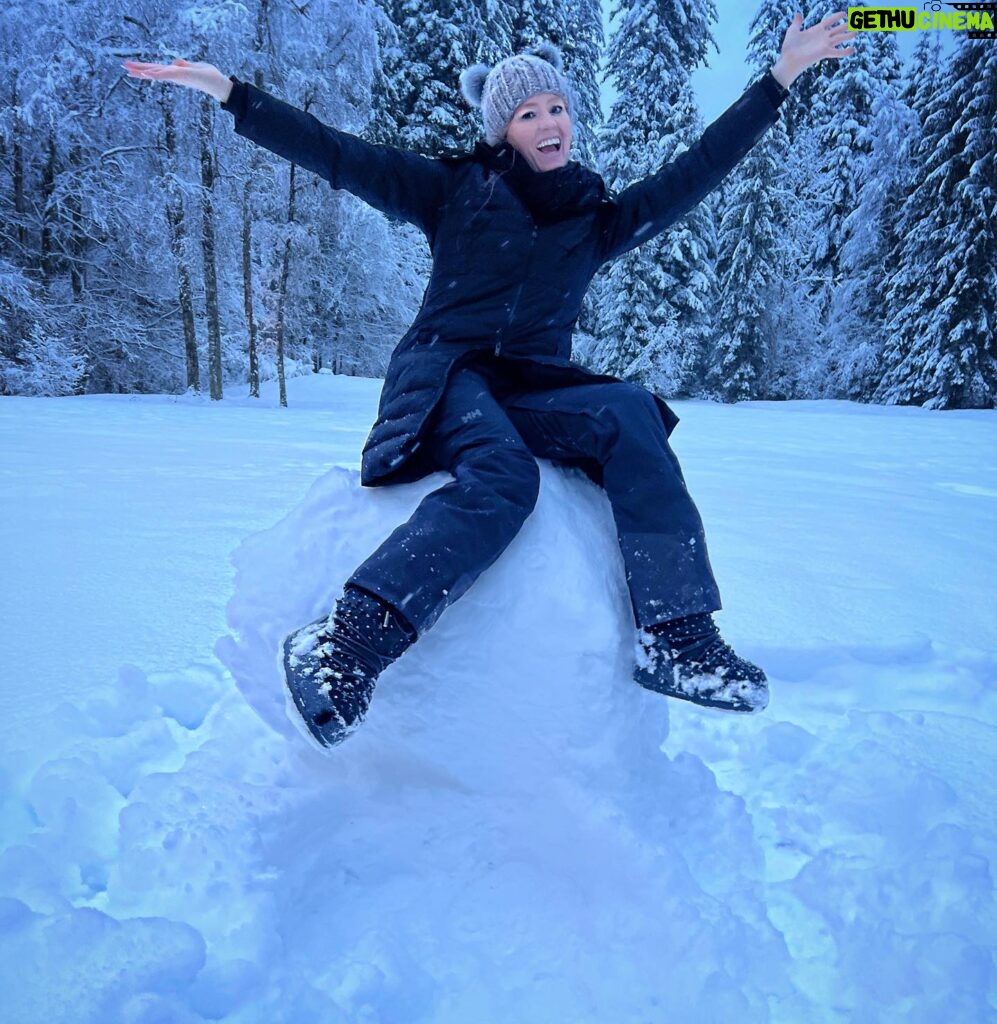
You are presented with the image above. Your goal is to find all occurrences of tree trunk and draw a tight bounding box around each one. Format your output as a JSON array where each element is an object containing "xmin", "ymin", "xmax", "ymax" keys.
[
  {"xmin": 40, "ymin": 135, "xmax": 56, "ymax": 279},
  {"xmin": 11, "ymin": 71, "xmax": 28, "ymax": 255},
  {"xmin": 241, "ymin": 0, "xmax": 272, "ymax": 399},
  {"xmin": 242, "ymin": 182, "xmax": 259, "ymax": 398},
  {"xmin": 162, "ymin": 92, "xmax": 200, "ymax": 392},
  {"xmin": 66, "ymin": 144, "xmax": 86, "ymax": 302},
  {"xmin": 274, "ymin": 160, "xmax": 298, "ymax": 409},
  {"xmin": 198, "ymin": 98, "xmax": 223, "ymax": 400}
]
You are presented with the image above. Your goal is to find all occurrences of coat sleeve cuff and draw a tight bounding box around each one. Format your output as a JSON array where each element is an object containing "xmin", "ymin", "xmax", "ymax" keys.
[
  {"xmin": 219, "ymin": 76, "xmax": 248, "ymax": 119},
  {"xmin": 759, "ymin": 69, "xmax": 790, "ymax": 109}
]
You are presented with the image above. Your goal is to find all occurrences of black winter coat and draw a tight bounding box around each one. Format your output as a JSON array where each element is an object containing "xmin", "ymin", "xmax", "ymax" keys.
[{"xmin": 221, "ymin": 72, "xmax": 788, "ymax": 486}]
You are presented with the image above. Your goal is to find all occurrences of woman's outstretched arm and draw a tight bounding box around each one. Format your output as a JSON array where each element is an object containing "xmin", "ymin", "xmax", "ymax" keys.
[
  {"xmin": 121, "ymin": 59, "xmax": 448, "ymax": 238},
  {"xmin": 596, "ymin": 11, "xmax": 856, "ymax": 266}
]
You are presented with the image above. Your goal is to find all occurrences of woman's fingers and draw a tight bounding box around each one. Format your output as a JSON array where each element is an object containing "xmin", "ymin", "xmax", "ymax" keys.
[
  {"xmin": 121, "ymin": 58, "xmax": 211, "ymax": 84},
  {"xmin": 779, "ymin": 10, "xmax": 856, "ymax": 72},
  {"xmin": 121, "ymin": 58, "xmax": 201, "ymax": 73},
  {"xmin": 122, "ymin": 60, "xmax": 171, "ymax": 78}
]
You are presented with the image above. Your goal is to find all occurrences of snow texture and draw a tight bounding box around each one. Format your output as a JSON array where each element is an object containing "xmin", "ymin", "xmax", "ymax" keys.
[{"xmin": 1, "ymin": 375, "xmax": 996, "ymax": 1022}]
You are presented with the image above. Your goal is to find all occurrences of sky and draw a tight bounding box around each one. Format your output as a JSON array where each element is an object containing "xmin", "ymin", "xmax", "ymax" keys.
[{"xmin": 690, "ymin": 2, "xmax": 769, "ymax": 121}]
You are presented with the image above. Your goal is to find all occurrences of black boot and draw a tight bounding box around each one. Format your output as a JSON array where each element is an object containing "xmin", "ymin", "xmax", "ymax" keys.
[
  {"xmin": 634, "ymin": 613, "xmax": 768, "ymax": 713},
  {"xmin": 280, "ymin": 585, "xmax": 416, "ymax": 750}
]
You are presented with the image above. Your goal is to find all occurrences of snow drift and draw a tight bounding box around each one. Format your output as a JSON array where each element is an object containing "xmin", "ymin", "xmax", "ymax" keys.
[{"xmin": 1, "ymin": 385, "xmax": 994, "ymax": 1022}]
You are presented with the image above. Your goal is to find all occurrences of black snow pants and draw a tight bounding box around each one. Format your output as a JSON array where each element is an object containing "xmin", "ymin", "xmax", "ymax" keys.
[{"xmin": 349, "ymin": 360, "xmax": 722, "ymax": 636}]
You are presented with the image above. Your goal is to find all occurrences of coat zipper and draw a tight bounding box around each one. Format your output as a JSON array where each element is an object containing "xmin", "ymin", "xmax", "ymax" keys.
[{"xmin": 495, "ymin": 222, "xmax": 539, "ymax": 356}]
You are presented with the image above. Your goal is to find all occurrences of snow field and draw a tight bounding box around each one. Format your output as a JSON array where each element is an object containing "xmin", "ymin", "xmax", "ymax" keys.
[{"xmin": 0, "ymin": 378, "xmax": 995, "ymax": 1022}]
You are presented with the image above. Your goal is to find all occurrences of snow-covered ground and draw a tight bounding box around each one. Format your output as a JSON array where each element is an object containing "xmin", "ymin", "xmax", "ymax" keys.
[{"xmin": 1, "ymin": 375, "xmax": 995, "ymax": 1023}]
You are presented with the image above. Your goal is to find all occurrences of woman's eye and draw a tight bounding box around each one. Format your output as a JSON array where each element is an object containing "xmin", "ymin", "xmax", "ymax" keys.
[
  {"xmin": 521, "ymin": 111, "xmax": 534, "ymax": 119},
  {"xmin": 551, "ymin": 105, "xmax": 563, "ymax": 114}
]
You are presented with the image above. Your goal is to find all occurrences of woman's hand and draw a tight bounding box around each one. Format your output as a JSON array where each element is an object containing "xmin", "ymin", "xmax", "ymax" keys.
[
  {"xmin": 121, "ymin": 58, "xmax": 233, "ymax": 103},
  {"xmin": 770, "ymin": 11, "xmax": 857, "ymax": 90}
]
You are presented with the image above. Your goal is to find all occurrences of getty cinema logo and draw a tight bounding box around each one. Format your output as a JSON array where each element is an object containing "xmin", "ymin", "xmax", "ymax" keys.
[{"xmin": 847, "ymin": 2, "xmax": 997, "ymax": 37}]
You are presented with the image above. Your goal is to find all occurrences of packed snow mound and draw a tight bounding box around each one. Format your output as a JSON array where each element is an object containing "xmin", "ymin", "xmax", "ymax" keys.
[
  {"xmin": 218, "ymin": 462, "xmax": 643, "ymax": 751},
  {"xmin": 212, "ymin": 462, "xmax": 798, "ymax": 1020},
  {"xmin": 219, "ymin": 460, "xmax": 634, "ymax": 749}
]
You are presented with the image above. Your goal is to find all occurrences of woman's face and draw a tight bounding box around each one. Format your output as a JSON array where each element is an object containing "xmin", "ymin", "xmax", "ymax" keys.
[{"xmin": 504, "ymin": 92, "xmax": 572, "ymax": 172}]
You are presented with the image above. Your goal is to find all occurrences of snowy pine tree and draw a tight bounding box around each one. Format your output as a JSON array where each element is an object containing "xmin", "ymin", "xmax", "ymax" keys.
[
  {"xmin": 746, "ymin": 1, "xmax": 804, "ymax": 88},
  {"xmin": 713, "ymin": 127, "xmax": 786, "ymax": 401},
  {"xmin": 746, "ymin": 1, "xmax": 842, "ymax": 398},
  {"xmin": 369, "ymin": 0, "xmax": 485, "ymax": 155},
  {"xmin": 875, "ymin": 35, "xmax": 997, "ymax": 408},
  {"xmin": 712, "ymin": 0, "xmax": 797, "ymax": 401},
  {"xmin": 506, "ymin": 0, "xmax": 578, "ymax": 62},
  {"xmin": 804, "ymin": 8, "xmax": 889, "ymax": 324},
  {"xmin": 824, "ymin": 30, "xmax": 908, "ymax": 399},
  {"xmin": 592, "ymin": 0, "xmax": 719, "ymax": 398}
]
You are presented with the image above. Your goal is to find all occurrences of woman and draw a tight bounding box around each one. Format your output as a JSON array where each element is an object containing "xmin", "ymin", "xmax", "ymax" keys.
[{"xmin": 124, "ymin": 12, "xmax": 854, "ymax": 751}]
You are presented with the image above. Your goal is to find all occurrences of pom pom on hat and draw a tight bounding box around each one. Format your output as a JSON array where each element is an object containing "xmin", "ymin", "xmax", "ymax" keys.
[
  {"xmin": 529, "ymin": 42, "xmax": 563, "ymax": 71},
  {"xmin": 460, "ymin": 64, "xmax": 490, "ymax": 108},
  {"xmin": 461, "ymin": 43, "xmax": 575, "ymax": 145}
]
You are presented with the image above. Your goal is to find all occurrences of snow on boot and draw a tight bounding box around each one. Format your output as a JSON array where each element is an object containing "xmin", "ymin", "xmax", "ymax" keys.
[
  {"xmin": 634, "ymin": 613, "xmax": 768, "ymax": 713},
  {"xmin": 280, "ymin": 585, "xmax": 416, "ymax": 751}
]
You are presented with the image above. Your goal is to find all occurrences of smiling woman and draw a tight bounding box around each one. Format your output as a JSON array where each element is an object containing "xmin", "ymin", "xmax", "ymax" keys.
[
  {"xmin": 122, "ymin": 15, "xmax": 857, "ymax": 751},
  {"xmin": 503, "ymin": 92, "xmax": 573, "ymax": 172}
]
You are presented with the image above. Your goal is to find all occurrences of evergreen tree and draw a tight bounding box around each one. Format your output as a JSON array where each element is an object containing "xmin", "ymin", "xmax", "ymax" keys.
[
  {"xmin": 746, "ymin": 1, "xmax": 805, "ymax": 93},
  {"xmin": 825, "ymin": 30, "xmax": 910, "ymax": 399},
  {"xmin": 876, "ymin": 36, "xmax": 997, "ymax": 408},
  {"xmin": 712, "ymin": 0, "xmax": 797, "ymax": 401},
  {"xmin": 868, "ymin": 36, "xmax": 948, "ymax": 407},
  {"xmin": 865, "ymin": 32, "xmax": 941, "ymax": 375},
  {"xmin": 369, "ymin": 0, "xmax": 488, "ymax": 155},
  {"xmin": 762, "ymin": 120, "xmax": 825, "ymax": 398},
  {"xmin": 507, "ymin": 0, "xmax": 558, "ymax": 49},
  {"xmin": 365, "ymin": 2, "xmax": 409, "ymax": 146},
  {"xmin": 764, "ymin": 4, "xmax": 899, "ymax": 400},
  {"xmin": 593, "ymin": 0, "xmax": 719, "ymax": 398},
  {"xmin": 713, "ymin": 124, "xmax": 786, "ymax": 400},
  {"xmin": 805, "ymin": 7, "xmax": 895, "ymax": 316}
]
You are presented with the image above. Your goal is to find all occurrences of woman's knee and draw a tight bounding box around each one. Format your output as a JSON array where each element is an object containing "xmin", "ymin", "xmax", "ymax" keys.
[
  {"xmin": 603, "ymin": 382, "xmax": 662, "ymax": 426},
  {"xmin": 580, "ymin": 384, "xmax": 666, "ymax": 459},
  {"xmin": 460, "ymin": 441, "xmax": 540, "ymax": 523}
]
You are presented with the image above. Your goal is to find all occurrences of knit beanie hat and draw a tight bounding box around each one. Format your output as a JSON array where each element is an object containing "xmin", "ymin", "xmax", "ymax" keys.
[{"xmin": 460, "ymin": 43, "xmax": 574, "ymax": 145}]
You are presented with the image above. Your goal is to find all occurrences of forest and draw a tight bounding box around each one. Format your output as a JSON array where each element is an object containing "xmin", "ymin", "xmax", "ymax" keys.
[{"xmin": 1, "ymin": 0, "xmax": 994, "ymax": 409}]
